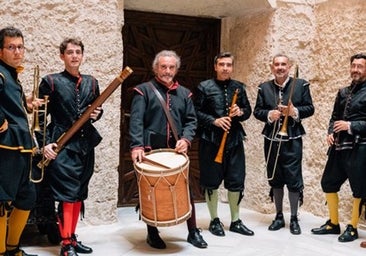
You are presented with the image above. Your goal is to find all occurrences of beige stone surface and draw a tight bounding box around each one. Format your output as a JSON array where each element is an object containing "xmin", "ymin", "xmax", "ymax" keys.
[
  {"xmin": 0, "ymin": 0, "xmax": 125, "ymax": 225},
  {"xmin": 221, "ymin": 0, "xmax": 366, "ymax": 225},
  {"xmin": 1, "ymin": 0, "xmax": 366, "ymax": 227}
]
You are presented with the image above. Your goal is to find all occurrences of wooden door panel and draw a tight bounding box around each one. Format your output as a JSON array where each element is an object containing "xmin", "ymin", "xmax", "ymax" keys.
[{"xmin": 118, "ymin": 10, "xmax": 220, "ymax": 206}]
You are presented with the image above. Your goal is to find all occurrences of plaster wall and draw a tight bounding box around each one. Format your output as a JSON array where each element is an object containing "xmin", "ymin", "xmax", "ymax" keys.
[
  {"xmin": 222, "ymin": 0, "xmax": 366, "ymax": 226},
  {"xmin": 0, "ymin": 0, "xmax": 125, "ymax": 225}
]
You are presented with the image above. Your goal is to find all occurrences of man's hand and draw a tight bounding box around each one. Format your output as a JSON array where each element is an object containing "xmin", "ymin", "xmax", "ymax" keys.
[
  {"xmin": 43, "ymin": 143, "xmax": 58, "ymax": 160},
  {"xmin": 0, "ymin": 120, "xmax": 8, "ymax": 133},
  {"xmin": 229, "ymin": 104, "xmax": 243, "ymax": 117},
  {"xmin": 333, "ymin": 120, "xmax": 350, "ymax": 133},
  {"xmin": 90, "ymin": 106, "xmax": 102, "ymax": 120},
  {"xmin": 326, "ymin": 133, "xmax": 334, "ymax": 147},
  {"xmin": 131, "ymin": 148, "xmax": 145, "ymax": 163},
  {"xmin": 278, "ymin": 103, "xmax": 297, "ymax": 118},
  {"xmin": 26, "ymin": 95, "xmax": 45, "ymax": 110},
  {"xmin": 175, "ymin": 139, "xmax": 188, "ymax": 153},
  {"xmin": 268, "ymin": 109, "xmax": 282, "ymax": 122},
  {"xmin": 213, "ymin": 116, "xmax": 232, "ymax": 132}
]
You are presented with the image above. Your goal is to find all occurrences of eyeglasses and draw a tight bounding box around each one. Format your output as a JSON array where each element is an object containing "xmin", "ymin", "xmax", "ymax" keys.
[{"xmin": 2, "ymin": 44, "xmax": 25, "ymax": 52}]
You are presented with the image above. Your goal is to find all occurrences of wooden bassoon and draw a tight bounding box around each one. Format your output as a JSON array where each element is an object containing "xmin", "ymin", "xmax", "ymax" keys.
[
  {"xmin": 37, "ymin": 66, "xmax": 133, "ymax": 169},
  {"xmin": 214, "ymin": 88, "xmax": 239, "ymax": 164}
]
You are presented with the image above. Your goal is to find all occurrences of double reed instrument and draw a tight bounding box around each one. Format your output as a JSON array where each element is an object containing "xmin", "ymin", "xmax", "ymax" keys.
[
  {"xmin": 266, "ymin": 65, "xmax": 298, "ymax": 181},
  {"xmin": 37, "ymin": 66, "xmax": 133, "ymax": 169},
  {"xmin": 30, "ymin": 65, "xmax": 49, "ymax": 183},
  {"xmin": 214, "ymin": 89, "xmax": 239, "ymax": 164}
]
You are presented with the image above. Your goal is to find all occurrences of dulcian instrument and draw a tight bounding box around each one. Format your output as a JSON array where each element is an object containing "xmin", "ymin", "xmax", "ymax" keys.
[
  {"xmin": 37, "ymin": 66, "xmax": 133, "ymax": 169},
  {"xmin": 214, "ymin": 88, "xmax": 239, "ymax": 164}
]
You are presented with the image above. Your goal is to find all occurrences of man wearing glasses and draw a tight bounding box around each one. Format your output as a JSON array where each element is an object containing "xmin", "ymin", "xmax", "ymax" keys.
[{"xmin": 0, "ymin": 26, "xmax": 41, "ymax": 256}]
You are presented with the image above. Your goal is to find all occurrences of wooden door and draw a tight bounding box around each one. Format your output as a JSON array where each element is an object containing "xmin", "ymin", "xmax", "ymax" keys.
[{"xmin": 118, "ymin": 10, "xmax": 220, "ymax": 206}]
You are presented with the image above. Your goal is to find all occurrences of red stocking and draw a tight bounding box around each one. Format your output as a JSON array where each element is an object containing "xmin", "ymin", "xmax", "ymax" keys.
[
  {"xmin": 71, "ymin": 201, "xmax": 82, "ymax": 235},
  {"xmin": 60, "ymin": 202, "xmax": 74, "ymax": 245}
]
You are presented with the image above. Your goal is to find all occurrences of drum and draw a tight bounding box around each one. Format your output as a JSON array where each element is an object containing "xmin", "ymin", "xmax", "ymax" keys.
[{"xmin": 134, "ymin": 149, "xmax": 191, "ymax": 227}]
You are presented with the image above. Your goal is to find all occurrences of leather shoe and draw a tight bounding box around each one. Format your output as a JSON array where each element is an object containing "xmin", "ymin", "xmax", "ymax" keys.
[
  {"xmin": 360, "ymin": 240, "xmax": 366, "ymax": 248},
  {"xmin": 311, "ymin": 220, "xmax": 340, "ymax": 235},
  {"xmin": 7, "ymin": 247, "xmax": 38, "ymax": 256},
  {"xmin": 60, "ymin": 244, "xmax": 78, "ymax": 256},
  {"xmin": 229, "ymin": 219, "xmax": 254, "ymax": 236},
  {"xmin": 268, "ymin": 212, "xmax": 285, "ymax": 231},
  {"xmin": 146, "ymin": 232, "xmax": 166, "ymax": 249},
  {"xmin": 209, "ymin": 217, "xmax": 225, "ymax": 236},
  {"xmin": 290, "ymin": 216, "xmax": 301, "ymax": 235},
  {"xmin": 187, "ymin": 228, "xmax": 208, "ymax": 248},
  {"xmin": 71, "ymin": 234, "xmax": 93, "ymax": 254},
  {"xmin": 338, "ymin": 224, "xmax": 358, "ymax": 242}
]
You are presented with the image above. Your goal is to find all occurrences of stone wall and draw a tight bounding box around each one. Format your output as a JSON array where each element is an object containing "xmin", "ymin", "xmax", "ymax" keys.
[
  {"xmin": 221, "ymin": 0, "xmax": 366, "ymax": 225},
  {"xmin": 0, "ymin": 0, "xmax": 124, "ymax": 225}
]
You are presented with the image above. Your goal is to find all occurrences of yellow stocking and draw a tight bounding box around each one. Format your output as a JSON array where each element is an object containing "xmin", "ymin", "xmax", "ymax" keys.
[
  {"xmin": 350, "ymin": 197, "xmax": 361, "ymax": 228},
  {"xmin": 0, "ymin": 212, "xmax": 7, "ymax": 254},
  {"xmin": 6, "ymin": 208, "xmax": 30, "ymax": 251},
  {"xmin": 326, "ymin": 193, "xmax": 339, "ymax": 225}
]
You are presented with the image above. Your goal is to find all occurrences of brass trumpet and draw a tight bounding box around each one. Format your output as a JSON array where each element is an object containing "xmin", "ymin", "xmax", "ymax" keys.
[
  {"xmin": 30, "ymin": 65, "xmax": 49, "ymax": 183},
  {"xmin": 31, "ymin": 65, "xmax": 41, "ymax": 133},
  {"xmin": 266, "ymin": 65, "xmax": 298, "ymax": 181}
]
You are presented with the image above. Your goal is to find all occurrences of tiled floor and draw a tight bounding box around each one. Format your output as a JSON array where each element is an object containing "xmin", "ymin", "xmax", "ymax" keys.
[{"xmin": 22, "ymin": 203, "xmax": 366, "ymax": 255}]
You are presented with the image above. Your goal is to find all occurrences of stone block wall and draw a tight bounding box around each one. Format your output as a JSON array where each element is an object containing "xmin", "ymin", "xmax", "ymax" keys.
[
  {"xmin": 221, "ymin": 0, "xmax": 366, "ymax": 225},
  {"xmin": 0, "ymin": 0, "xmax": 124, "ymax": 225}
]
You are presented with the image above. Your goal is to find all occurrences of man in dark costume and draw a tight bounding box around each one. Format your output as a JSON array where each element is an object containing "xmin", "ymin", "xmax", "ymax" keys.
[
  {"xmin": 194, "ymin": 52, "xmax": 254, "ymax": 237},
  {"xmin": 254, "ymin": 53, "xmax": 314, "ymax": 235},
  {"xmin": 0, "ymin": 26, "xmax": 43, "ymax": 256},
  {"xmin": 311, "ymin": 53, "xmax": 366, "ymax": 244},
  {"xmin": 39, "ymin": 38, "xmax": 103, "ymax": 256},
  {"xmin": 129, "ymin": 50, "xmax": 207, "ymax": 250}
]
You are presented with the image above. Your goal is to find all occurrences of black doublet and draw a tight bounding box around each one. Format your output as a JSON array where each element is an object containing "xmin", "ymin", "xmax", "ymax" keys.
[
  {"xmin": 37, "ymin": 70, "xmax": 102, "ymax": 201},
  {"xmin": 194, "ymin": 78, "xmax": 252, "ymax": 191},
  {"xmin": 254, "ymin": 77, "xmax": 314, "ymax": 191},
  {"xmin": 0, "ymin": 60, "xmax": 36, "ymax": 209},
  {"xmin": 194, "ymin": 78, "xmax": 252, "ymax": 149},
  {"xmin": 253, "ymin": 78, "xmax": 314, "ymax": 140},
  {"xmin": 0, "ymin": 61, "xmax": 34, "ymax": 152},
  {"xmin": 129, "ymin": 78, "xmax": 197, "ymax": 150},
  {"xmin": 321, "ymin": 80, "xmax": 366, "ymax": 197},
  {"xmin": 328, "ymin": 80, "xmax": 366, "ymax": 150}
]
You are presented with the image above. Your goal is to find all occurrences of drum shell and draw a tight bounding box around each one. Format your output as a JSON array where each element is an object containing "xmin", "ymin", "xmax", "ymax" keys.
[{"xmin": 134, "ymin": 149, "xmax": 191, "ymax": 227}]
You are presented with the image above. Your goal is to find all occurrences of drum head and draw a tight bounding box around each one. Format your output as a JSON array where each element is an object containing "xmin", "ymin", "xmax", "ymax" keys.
[{"xmin": 134, "ymin": 149, "xmax": 188, "ymax": 174}]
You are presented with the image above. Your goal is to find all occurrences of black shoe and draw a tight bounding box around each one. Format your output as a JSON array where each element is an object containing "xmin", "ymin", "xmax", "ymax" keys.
[
  {"xmin": 311, "ymin": 220, "xmax": 341, "ymax": 235},
  {"xmin": 146, "ymin": 232, "xmax": 166, "ymax": 249},
  {"xmin": 71, "ymin": 234, "xmax": 93, "ymax": 254},
  {"xmin": 187, "ymin": 228, "xmax": 208, "ymax": 249},
  {"xmin": 60, "ymin": 244, "xmax": 78, "ymax": 256},
  {"xmin": 7, "ymin": 247, "xmax": 38, "ymax": 256},
  {"xmin": 290, "ymin": 216, "xmax": 301, "ymax": 235},
  {"xmin": 229, "ymin": 219, "xmax": 254, "ymax": 236},
  {"xmin": 208, "ymin": 217, "xmax": 225, "ymax": 236},
  {"xmin": 338, "ymin": 224, "xmax": 358, "ymax": 242},
  {"xmin": 268, "ymin": 212, "xmax": 285, "ymax": 231}
]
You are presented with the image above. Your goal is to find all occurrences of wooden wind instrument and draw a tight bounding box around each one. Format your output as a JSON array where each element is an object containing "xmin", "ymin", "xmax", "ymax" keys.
[
  {"xmin": 214, "ymin": 89, "xmax": 239, "ymax": 164},
  {"xmin": 37, "ymin": 66, "xmax": 133, "ymax": 169},
  {"xmin": 277, "ymin": 64, "xmax": 298, "ymax": 137}
]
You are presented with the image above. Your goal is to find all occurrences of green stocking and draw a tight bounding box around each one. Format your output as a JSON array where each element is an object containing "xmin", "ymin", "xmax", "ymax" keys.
[{"xmin": 205, "ymin": 189, "xmax": 218, "ymax": 220}]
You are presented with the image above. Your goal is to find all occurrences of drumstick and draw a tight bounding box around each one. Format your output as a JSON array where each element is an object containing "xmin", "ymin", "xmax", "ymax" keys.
[{"xmin": 141, "ymin": 156, "xmax": 170, "ymax": 169}]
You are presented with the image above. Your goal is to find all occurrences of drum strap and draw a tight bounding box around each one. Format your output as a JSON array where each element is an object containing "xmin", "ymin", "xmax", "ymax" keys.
[{"xmin": 149, "ymin": 82, "xmax": 179, "ymax": 142}]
